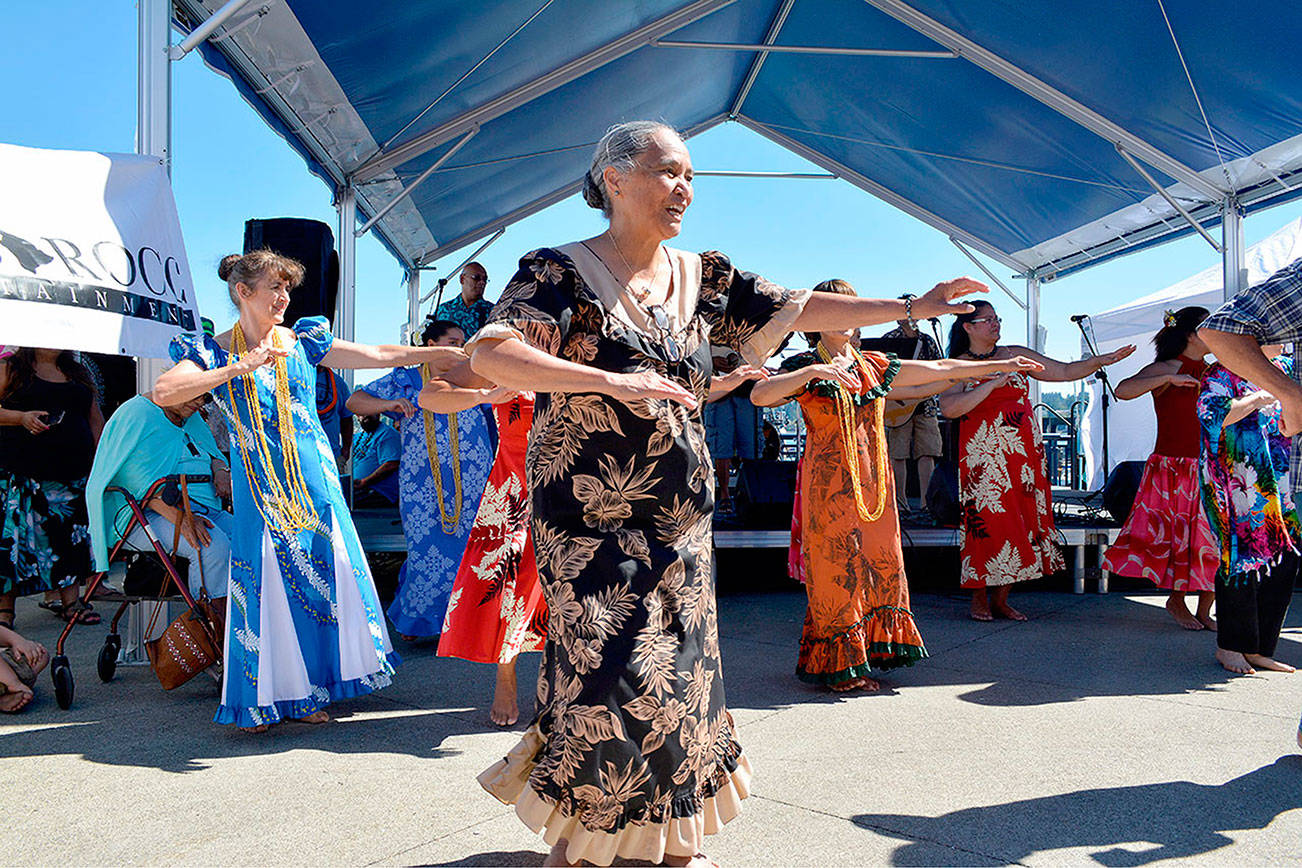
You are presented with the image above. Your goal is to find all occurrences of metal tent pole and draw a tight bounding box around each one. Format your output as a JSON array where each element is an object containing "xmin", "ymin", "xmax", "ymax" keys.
[
  {"xmin": 335, "ymin": 185, "xmax": 357, "ymax": 385},
  {"xmin": 136, "ymin": 0, "xmax": 173, "ymax": 393},
  {"xmin": 1025, "ymin": 275, "xmax": 1042, "ymax": 411},
  {"xmin": 406, "ymin": 266, "xmax": 421, "ymax": 344},
  {"xmin": 1222, "ymin": 199, "xmax": 1246, "ymax": 300}
]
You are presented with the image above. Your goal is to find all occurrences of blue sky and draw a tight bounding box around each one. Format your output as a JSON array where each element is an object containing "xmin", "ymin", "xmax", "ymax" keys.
[{"xmin": 7, "ymin": 2, "xmax": 1301, "ymax": 390}]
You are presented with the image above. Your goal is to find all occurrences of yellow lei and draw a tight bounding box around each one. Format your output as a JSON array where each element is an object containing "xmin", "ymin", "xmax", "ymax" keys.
[
  {"xmin": 227, "ymin": 323, "xmax": 320, "ymax": 534},
  {"xmin": 422, "ymin": 363, "xmax": 462, "ymax": 534},
  {"xmin": 816, "ymin": 342, "xmax": 888, "ymax": 522}
]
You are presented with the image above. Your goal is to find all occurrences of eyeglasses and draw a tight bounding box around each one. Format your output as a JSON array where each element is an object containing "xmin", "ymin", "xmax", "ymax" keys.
[
  {"xmin": 647, "ymin": 304, "xmax": 684, "ymax": 363},
  {"xmin": 969, "ymin": 316, "xmax": 1002, "ymax": 325}
]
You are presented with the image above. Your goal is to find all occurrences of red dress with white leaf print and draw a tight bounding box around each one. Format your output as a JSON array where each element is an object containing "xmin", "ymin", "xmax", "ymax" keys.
[
  {"xmin": 958, "ymin": 373, "xmax": 1065, "ymax": 588},
  {"xmin": 437, "ymin": 394, "xmax": 546, "ymax": 664},
  {"xmin": 1099, "ymin": 356, "xmax": 1217, "ymax": 591}
]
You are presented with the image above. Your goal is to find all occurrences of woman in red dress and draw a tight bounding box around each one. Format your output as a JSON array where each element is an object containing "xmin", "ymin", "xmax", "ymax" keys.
[
  {"xmin": 420, "ymin": 366, "xmax": 545, "ymax": 726},
  {"xmin": 939, "ymin": 301, "xmax": 1135, "ymax": 621},
  {"xmin": 1101, "ymin": 307, "xmax": 1218, "ymax": 629}
]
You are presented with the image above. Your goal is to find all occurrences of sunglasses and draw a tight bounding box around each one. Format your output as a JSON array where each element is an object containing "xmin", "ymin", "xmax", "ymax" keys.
[
  {"xmin": 647, "ymin": 304, "xmax": 684, "ymax": 363},
  {"xmin": 968, "ymin": 315, "xmax": 1002, "ymax": 325}
]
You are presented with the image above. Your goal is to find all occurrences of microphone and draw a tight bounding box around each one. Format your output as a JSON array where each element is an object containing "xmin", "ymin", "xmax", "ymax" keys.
[
  {"xmin": 927, "ymin": 317, "xmax": 940, "ymax": 324},
  {"xmin": 1070, "ymin": 314, "xmax": 1089, "ymax": 323}
]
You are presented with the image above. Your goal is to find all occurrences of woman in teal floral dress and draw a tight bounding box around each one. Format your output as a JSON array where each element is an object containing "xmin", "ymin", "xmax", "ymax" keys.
[{"xmin": 1198, "ymin": 347, "xmax": 1300, "ymax": 676}]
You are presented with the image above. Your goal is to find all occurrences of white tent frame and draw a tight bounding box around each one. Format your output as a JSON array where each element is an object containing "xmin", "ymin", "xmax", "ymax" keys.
[{"xmin": 141, "ymin": 0, "xmax": 1257, "ymax": 395}]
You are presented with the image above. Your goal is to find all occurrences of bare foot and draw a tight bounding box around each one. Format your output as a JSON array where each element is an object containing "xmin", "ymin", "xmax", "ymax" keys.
[
  {"xmin": 490, "ymin": 663, "xmax": 519, "ymax": 726},
  {"xmin": 664, "ymin": 853, "xmax": 720, "ymax": 868},
  {"xmin": 1244, "ymin": 654, "xmax": 1295, "ymax": 673},
  {"xmin": 1216, "ymin": 648, "xmax": 1256, "ymax": 674},
  {"xmin": 1196, "ymin": 613, "xmax": 1218, "ymax": 631},
  {"xmin": 992, "ymin": 604, "xmax": 1028, "ymax": 622},
  {"xmin": 829, "ymin": 676, "xmax": 880, "ymax": 692},
  {"xmin": 0, "ymin": 686, "xmax": 34, "ymax": 713},
  {"xmin": 293, "ymin": 710, "xmax": 331, "ymax": 725},
  {"xmin": 240, "ymin": 724, "xmax": 270, "ymax": 734},
  {"xmin": 1166, "ymin": 596, "xmax": 1204, "ymax": 630},
  {"xmin": 543, "ymin": 839, "xmax": 576, "ymax": 867}
]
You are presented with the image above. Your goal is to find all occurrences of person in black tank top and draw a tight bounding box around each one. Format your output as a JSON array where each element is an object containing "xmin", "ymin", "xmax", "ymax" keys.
[{"xmin": 0, "ymin": 347, "xmax": 103, "ymax": 627}]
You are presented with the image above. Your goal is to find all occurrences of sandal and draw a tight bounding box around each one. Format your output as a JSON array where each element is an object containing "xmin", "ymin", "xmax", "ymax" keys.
[
  {"xmin": 37, "ymin": 600, "xmax": 66, "ymax": 618},
  {"xmin": 59, "ymin": 600, "xmax": 101, "ymax": 625}
]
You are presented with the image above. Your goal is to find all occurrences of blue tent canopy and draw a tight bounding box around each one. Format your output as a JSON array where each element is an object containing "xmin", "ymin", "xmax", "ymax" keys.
[{"xmin": 174, "ymin": 0, "xmax": 1302, "ymax": 282}]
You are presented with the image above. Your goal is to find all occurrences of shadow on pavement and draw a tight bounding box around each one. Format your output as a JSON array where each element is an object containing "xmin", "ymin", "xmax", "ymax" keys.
[{"xmin": 852, "ymin": 755, "xmax": 1302, "ymax": 866}]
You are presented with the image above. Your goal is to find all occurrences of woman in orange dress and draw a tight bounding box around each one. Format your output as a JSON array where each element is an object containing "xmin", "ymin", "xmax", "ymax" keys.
[
  {"xmin": 420, "ymin": 367, "xmax": 545, "ymax": 726},
  {"xmin": 1102, "ymin": 307, "xmax": 1219, "ymax": 629},
  {"xmin": 939, "ymin": 301, "xmax": 1135, "ymax": 621},
  {"xmin": 752, "ymin": 279, "xmax": 1042, "ymax": 690}
]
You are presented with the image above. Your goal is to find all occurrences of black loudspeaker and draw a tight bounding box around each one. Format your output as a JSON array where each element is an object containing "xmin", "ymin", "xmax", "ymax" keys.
[
  {"xmin": 1102, "ymin": 460, "xmax": 1146, "ymax": 524},
  {"xmin": 926, "ymin": 460, "xmax": 961, "ymax": 526},
  {"xmin": 734, "ymin": 459, "xmax": 797, "ymax": 529},
  {"xmin": 243, "ymin": 218, "xmax": 340, "ymax": 326}
]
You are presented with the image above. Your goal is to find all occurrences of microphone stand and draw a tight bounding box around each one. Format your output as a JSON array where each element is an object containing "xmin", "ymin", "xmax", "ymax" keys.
[{"xmin": 1073, "ymin": 316, "xmax": 1114, "ymax": 483}]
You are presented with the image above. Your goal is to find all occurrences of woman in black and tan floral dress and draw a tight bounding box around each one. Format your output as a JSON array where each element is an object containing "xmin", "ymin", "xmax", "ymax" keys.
[{"xmin": 469, "ymin": 121, "xmax": 987, "ymax": 868}]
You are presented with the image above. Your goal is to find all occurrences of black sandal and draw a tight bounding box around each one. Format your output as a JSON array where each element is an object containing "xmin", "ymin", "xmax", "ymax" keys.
[
  {"xmin": 59, "ymin": 600, "xmax": 101, "ymax": 625},
  {"xmin": 37, "ymin": 599, "xmax": 66, "ymax": 617}
]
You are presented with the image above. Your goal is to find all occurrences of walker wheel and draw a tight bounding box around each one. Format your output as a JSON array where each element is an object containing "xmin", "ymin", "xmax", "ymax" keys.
[
  {"xmin": 51, "ymin": 656, "xmax": 74, "ymax": 710},
  {"xmin": 97, "ymin": 638, "xmax": 120, "ymax": 682}
]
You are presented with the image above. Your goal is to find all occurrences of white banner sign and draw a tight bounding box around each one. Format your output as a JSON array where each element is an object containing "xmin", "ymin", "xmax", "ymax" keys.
[{"xmin": 0, "ymin": 143, "xmax": 200, "ymax": 358}]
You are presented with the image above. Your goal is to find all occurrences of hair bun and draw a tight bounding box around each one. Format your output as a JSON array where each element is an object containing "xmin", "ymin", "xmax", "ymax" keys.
[
  {"xmin": 581, "ymin": 170, "xmax": 606, "ymax": 212},
  {"xmin": 218, "ymin": 254, "xmax": 241, "ymax": 282}
]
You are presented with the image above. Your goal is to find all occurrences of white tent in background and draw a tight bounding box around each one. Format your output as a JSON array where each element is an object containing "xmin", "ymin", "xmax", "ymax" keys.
[{"xmin": 1081, "ymin": 217, "xmax": 1302, "ymax": 489}]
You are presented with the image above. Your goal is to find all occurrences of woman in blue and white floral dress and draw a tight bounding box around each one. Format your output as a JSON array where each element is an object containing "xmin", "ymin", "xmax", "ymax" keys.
[
  {"xmin": 346, "ymin": 319, "xmax": 495, "ymax": 638},
  {"xmin": 154, "ymin": 250, "xmax": 463, "ymax": 730}
]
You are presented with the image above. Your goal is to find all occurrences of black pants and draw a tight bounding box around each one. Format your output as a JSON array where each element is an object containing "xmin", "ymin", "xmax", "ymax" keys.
[{"xmin": 1217, "ymin": 551, "xmax": 1298, "ymax": 656}]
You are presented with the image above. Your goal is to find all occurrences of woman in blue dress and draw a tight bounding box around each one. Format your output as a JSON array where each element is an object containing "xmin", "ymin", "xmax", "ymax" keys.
[
  {"xmin": 153, "ymin": 250, "xmax": 464, "ymax": 731},
  {"xmin": 345, "ymin": 319, "xmax": 496, "ymax": 638}
]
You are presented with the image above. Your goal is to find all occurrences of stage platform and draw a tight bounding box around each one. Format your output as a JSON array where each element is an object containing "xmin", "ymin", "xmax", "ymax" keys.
[{"xmin": 356, "ymin": 487, "xmax": 1122, "ymax": 595}]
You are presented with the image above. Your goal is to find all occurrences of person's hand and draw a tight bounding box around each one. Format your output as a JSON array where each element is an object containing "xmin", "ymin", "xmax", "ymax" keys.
[
  {"xmin": 20, "ymin": 410, "xmax": 49, "ymax": 434},
  {"xmin": 1245, "ymin": 389, "xmax": 1279, "ymax": 413},
  {"xmin": 212, "ymin": 464, "xmax": 233, "ymax": 500},
  {"xmin": 178, "ymin": 513, "xmax": 213, "ymax": 549},
  {"xmin": 1279, "ymin": 389, "xmax": 1302, "ymax": 437},
  {"xmin": 1166, "ymin": 373, "xmax": 1201, "ymax": 388},
  {"xmin": 382, "ymin": 398, "xmax": 417, "ymax": 417},
  {"xmin": 233, "ymin": 342, "xmax": 289, "ymax": 375},
  {"xmin": 483, "ymin": 386, "xmax": 519, "ymax": 405},
  {"xmin": 915, "ymin": 277, "xmax": 989, "ymax": 318},
  {"xmin": 717, "ymin": 365, "xmax": 770, "ymax": 390},
  {"xmin": 603, "ymin": 370, "xmax": 698, "ymax": 410},
  {"xmin": 803, "ymin": 363, "xmax": 860, "ymax": 391},
  {"xmin": 1099, "ymin": 345, "xmax": 1137, "ymax": 366},
  {"xmin": 975, "ymin": 372, "xmax": 1013, "ymax": 390},
  {"xmin": 9, "ymin": 635, "xmax": 48, "ymax": 669},
  {"xmin": 995, "ymin": 356, "xmax": 1044, "ymax": 374}
]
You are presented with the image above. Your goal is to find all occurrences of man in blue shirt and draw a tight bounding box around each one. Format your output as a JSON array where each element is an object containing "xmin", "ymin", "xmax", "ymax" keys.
[
  {"xmin": 316, "ymin": 366, "xmax": 352, "ymax": 469},
  {"xmin": 434, "ymin": 261, "xmax": 494, "ymax": 339},
  {"xmin": 352, "ymin": 415, "xmax": 401, "ymax": 507}
]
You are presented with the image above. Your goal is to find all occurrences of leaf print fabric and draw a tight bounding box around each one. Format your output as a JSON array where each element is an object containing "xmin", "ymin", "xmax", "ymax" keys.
[
  {"xmin": 0, "ymin": 472, "xmax": 91, "ymax": 597},
  {"xmin": 957, "ymin": 373, "xmax": 1064, "ymax": 588},
  {"xmin": 472, "ymin": 247, "xmax": 805, "ymax": 866},
  {"xmin": 438, "ymin": 395, "xmax": 545, "ymax": 664}
]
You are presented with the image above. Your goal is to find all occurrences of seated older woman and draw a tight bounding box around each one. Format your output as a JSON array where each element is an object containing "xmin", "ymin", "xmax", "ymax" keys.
[{"xmin": 86, "ymin": 393, "xmax": 233, "ymax": 597}]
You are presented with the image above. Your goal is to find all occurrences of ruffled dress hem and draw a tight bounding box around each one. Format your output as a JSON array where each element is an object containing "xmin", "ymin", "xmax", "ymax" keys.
[
  {"xmin": 212, "ymin": 651, "xmax": 400, "ymax": 727},
  {"xmin": 796, "ymin": 605, "xmax": 928, "ymax": 682},
  {"xmin": 385, "ymin": 603, "xmax": 444, "ymax": 639},
  {"xmin": 479, "ymin": 725, "xmax": 752, "ymax": 867}
]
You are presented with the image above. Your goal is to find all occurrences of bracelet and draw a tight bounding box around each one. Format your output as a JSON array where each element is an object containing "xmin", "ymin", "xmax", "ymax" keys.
[{"xmin": 902, "ymin": 294, "xmax": 918, "ymax": 330}]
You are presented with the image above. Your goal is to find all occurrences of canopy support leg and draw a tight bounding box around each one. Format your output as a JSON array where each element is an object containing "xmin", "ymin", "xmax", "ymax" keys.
[
  {"xmin": 335, "ymin": 185, "xmax": 357, "ymax": 387},
  {"xmin": 137, "ymin": 0, "xmax": 172, "ymax": 391},
  {"xmin": 1026, "ymin": 275, "xmax": 1042, "ymax": 412},
  {"xmin": 1221, "ymin": 199, "xmax": 1246, "ymax": 301},
  {"xmin": 406, "ymin": 266, "xmax": 421, "ymax": 344}
]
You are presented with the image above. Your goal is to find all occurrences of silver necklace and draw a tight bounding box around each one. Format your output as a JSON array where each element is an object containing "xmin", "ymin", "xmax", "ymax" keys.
[{"xmin": 606, "ymin": 231, "xmax": 664, "ymax": 303}]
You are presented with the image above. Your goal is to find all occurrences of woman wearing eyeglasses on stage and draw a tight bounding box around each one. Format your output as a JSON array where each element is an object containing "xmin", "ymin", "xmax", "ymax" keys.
[
  {"xmin": 152, "ymin": 250, "xmax": 463, "ymax": 732},
  {"xmin": 939, "ymin": 301, "xmax": 1135, "ymax": 622},
  {"xmin": 466, "ymin": 120, "xmax": 988, "ymax": 868}
]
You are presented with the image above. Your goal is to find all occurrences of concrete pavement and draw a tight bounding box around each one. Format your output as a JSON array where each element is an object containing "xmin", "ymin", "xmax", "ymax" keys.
[{"xmin": 3, "ymin": 588, "xmax": 1301, "ymax": 866}]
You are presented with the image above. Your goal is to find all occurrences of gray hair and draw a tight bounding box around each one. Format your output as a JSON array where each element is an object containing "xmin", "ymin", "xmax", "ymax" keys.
[{"xmin": 582, "ymin": 120, "xmax": 681, "ymax": 217}]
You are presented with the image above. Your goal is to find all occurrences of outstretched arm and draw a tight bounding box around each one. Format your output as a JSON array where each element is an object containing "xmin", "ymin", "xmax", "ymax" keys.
[
  {"xmin": 938, "ymin": 375, "xmax": 1008, "ymax": 419},
  {"xmin": 1000, "ymin": 344, "xmax": 1136, "ymax": 383},
  {"xmin": 1113, "ymin": 360, "xmax": 1195, "ymax": 400},
  {"xmin": 792, "ymin": 278, "xmax": 987, "ymax": 334},
  {"xmin": 891, "ymin": 355, "xmax": 1042, "ymax": 388},
  {"xmin": 321, "ymin": 339, "xmax": 465, "ymax": 371}
]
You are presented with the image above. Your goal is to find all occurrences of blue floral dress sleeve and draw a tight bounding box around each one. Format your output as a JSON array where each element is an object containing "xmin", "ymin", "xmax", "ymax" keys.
[
  {"xmin": 291, "ymin": 316, "xmax": 335, "ymax": 366},
  {"xmin": 168, "ymin": 331, "xmax": 222, "ymax": 370},
  {"xmin": 360, "ymin": 368, "xmax": 420, "ymax": 422}
]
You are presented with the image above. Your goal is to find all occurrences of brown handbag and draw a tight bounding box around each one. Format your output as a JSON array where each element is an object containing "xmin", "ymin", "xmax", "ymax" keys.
[{"xmin": 143, "ymin": 476, "xmax": 226, "ymax": 690}]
